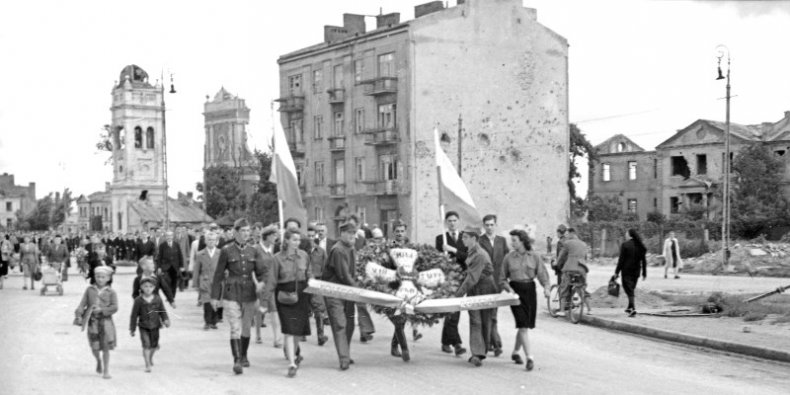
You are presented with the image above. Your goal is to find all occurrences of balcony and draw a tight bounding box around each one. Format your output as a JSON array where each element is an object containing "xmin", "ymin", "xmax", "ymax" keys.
[
  {"xmin": 329, "ymin": 183, "xmax": 346, "ymax": 198},
  {"xmin": 363, "ymin": 127, "xmax": 400, "ymax": 146},
  {"xmin": 364, "ymin": 179, "xmax": 401, "ymax": 196},
  {"xmin": 328, "ymin": 136, "xmax": 346, "ymax": 151},
  {"xmin": 327, "ymin": 88, "xmax": 345, "ymax": 104},
  {"xmin": 361, "ymin": 77, "xmax": 398, "ymax": 96},
  {"xmin": 276, "ymin": 95, "xmax": 305, "ymax": 113},
  {"xmin": 288, "ymin": 140, "xmax": 306, "ymax": 157}
]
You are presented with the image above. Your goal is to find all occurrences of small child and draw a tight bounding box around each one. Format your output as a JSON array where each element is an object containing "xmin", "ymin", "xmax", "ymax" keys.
[
  {"xmin": 133, "ymin": 257, "xmax": 175, "ymax": 308},
  {"xmin": 130, "ymin": 277, "xmax": 171, "ymax": 372},
  {"xmin": 74, "ymin": 265, "xmax": 118, "ymax": 379}
]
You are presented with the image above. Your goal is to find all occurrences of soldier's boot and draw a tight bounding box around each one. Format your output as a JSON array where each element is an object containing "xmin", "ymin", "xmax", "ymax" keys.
[
  {"xmin": 240, "ymin": 336, "xmax": 251, "ymax": 367},
  {"xmin": 231, "ymin": 339, "xmax": 243, "ymax": 374}
]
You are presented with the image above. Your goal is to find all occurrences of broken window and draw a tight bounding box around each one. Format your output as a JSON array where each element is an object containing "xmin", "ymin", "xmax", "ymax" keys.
[
  {"xmin": 602, "ymin": 163, "xmax": 611, "ymax": 181},
  {"xmin": 775, "ymin": 150, "xmax": 786, "ymax": 157},
  {"xmin": 616, "ymin": 142, "xmax": 626, "ymax": 153},
  {"xmin": 671, "ymin": 156, "xmax": 690, "ymax": 179},
  {"xmin": 627, "ymin": 199, "xmax": 637, "ymax": 213},
  {"xmin": 696, "ymin": 154, "xmax": 707, "ymax": 175},
  {"xmin": 628, "ymin": 161, "xmax": 637, "ymax": 180},
  {"xmin": 670, "ymin": 197, "xmax": 680, "ymax": 214}
]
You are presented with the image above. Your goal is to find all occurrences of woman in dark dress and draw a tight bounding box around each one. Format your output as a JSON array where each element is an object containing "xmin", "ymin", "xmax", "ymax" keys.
[
  {"xmin": 499, "ymin": 229, "xmax": 551, "ymax": 371},
  {"xmin": 614, "ymin": 229, "xmax": 647, "ymax": 317},
  {"xmin": 264, "ymin": 230, "xmax": 312, "ymax": 378}
]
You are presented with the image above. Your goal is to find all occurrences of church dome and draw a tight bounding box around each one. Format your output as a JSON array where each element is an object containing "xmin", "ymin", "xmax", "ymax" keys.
[{"xmin": 117, "ymin": 64, "xmax": 153, "ymax": 88}]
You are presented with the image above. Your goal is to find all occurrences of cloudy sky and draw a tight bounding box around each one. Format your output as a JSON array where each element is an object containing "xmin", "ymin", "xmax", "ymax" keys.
[{"xmin": 1, "ymin": 0, "xmax": 789, "ymax": 200}]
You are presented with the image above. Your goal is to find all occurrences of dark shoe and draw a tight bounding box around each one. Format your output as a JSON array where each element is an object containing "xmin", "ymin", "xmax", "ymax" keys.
[
  {"xmin": 295, "ymin": 355, "xmax": 304, "ymax": 365},
  {"xmin": 412, "ymin": 330, "xmax": 423, "ymax": 341},
  {"xmin": 203, "ymin": 324, "xmax": 210, "ymax": 331},
  {"xmin": 454, "ymin": 345, "xmax": 467, "ymax": 356},
  {"xmin": 260, "ymin": 323, "xmax": 267, "ymax": 328},
  {"xmin": 231, "ymin": 340, "xmax": 243, "ymax": 375},
  {"xmin": 468, "ymin": 356, "xmax": 482, "ymax": 367},
  {"xmin": 625, "ymin": 307, "xmax": 634, "ymax": 314},
  {"xmin": 401, "ymin": 348, "xmax": 410, "ymax": 362},
  {"xmin": 441, "ymin": 345, "xmax": 453, "ymax": 354},
  {"xmin": 512, "ymin": 353, "xmax": 524, "ymax": 365},
  {"xmin": 287, "ymin": 366, "xmax": 297, "ymax": 377},
  {"xmin": 664, "ymin": 274, "xmax": 668, "ymax": 279},
  {"xmin": 210, "ymin": 324, "xmax": 218, "ymax": 330},
  {"xmin": 526, "ymin": 358, "xmax": 534, "ymax": 371},
  {"xmin": 240, "ymin": 337, "xmax": 251, "ymax": 367},
  {"xmin": 628, "ymin": 310, "xmax": 637, "ymax": 317},
  {"xmin": 494, "ymin": 348, "xmax": 503, "ymax": 357},
  {"xmin": 318, "ymin": 335, "xmax": 328, "ymax": 346},
  {"xmin": 349, "ymin": 359, "xmax": 355, "ymax": 364},
  {"xmin": 340, "ymin": 361, "xmax": 350, "ymax": 371},
  {"xmin": 674, "ymin": 275, "xmax": 680, "ymax": 279},
  {"xmin": 360, "ymin": 334, "xmax": 373, "ymax": 343},
  {"xmin": 256, "ymin": 337, "xmax": 262, "ymax": 344},
  {"xmin": 391, "ymin": 346, "xmax": 402, "ymax": 357}
]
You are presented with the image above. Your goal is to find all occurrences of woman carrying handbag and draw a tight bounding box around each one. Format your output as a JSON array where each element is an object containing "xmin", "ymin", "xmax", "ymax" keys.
[
  {"xmin": 614, "ymin": 229, "xmax": 647, "ymax": 317},
  {"xmin": 262, "ymin": 229, "xmax": 313, "ymax": 378}
]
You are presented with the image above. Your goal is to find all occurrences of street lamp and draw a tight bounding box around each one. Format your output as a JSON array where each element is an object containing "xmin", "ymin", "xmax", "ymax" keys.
[
  {"xmin": 716, "ymin": 45, "xmax": 731, "ymax": 269},
  {"xmin": 161, "ymin": 72, "xmax": 176, "ymax": 230}
]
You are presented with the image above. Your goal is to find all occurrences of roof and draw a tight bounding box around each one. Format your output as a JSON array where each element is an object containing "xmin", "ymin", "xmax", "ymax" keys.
[
  {"xmin": 117, "ymin": 64, "xmax": 154, "ymax": 89},
  {"xmin": 0, "ymin": 185, "xmax": 34, "ymax": 199},
  {"xmin": 213, "ymin": 87, "xmax": 234, "ymax": 102},
  {"xmin": 129, "ymin": 199, "xmax": 212, "ymax": 224},
  {"xmin": 594, "ymin": 134, "xmax": 645, "ymax": 154},
  {"xmin": 701, "ymin": 120, "xmax": 763, "ymax": 141}
]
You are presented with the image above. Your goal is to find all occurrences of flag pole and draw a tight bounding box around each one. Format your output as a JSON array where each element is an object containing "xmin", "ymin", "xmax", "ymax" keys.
[
  {"xmin": 437, "ymin": 165, "xmax": 448, "ymax": 257},
  {"xmin": 270, "ymin": 99, "xmax": 286, "ymax": 250},
  {"xmin": 278, "ymin": 198, "xmax": 285, "ymax": 250}
]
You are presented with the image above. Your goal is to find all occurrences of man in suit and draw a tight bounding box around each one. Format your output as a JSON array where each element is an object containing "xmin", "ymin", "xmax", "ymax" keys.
[
  {"xmin": 322, "ymin": 222, "xmax": 359, "ymax": 371},
  {"xmin": 47, "ymin": 234, "xmax": 70, "ymax": 281},
  {"xmin": 556, "ymin": 228, "xmax": 589, "ymax": 310},
  {"xmin": 316, "ymin": 222, "xmax": 336, "ymax": 252},
  {"xmin": 156, "ymin": 230, "xmax": 184, "ymax": 300},
  {"xmin": 137, "ymin": 231, "xmax": 156, "ymax": 257},
  {"xmin": 194, "ymin": 231, "xmax": 221, "ymax": 329},
  {"xmin": 344, "ymin": 215, "xmax": 375, "ymax": 343},
  {"xmin": 479, "ymin": 214, "xmax": 509, "ymax": 357},
  {"xmin": 435, "ymin": 210, "xmax": 468, "ymax": 356}
]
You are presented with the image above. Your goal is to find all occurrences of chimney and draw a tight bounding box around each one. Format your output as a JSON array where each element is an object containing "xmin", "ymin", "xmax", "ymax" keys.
[
  {"xmin": 187, "ymin": 192, "xmax": 193, "ymax": 200},
  {"xmin": 415, "ymin": 1, "xmax": 445, "ymax": 18},
  {"xmin": 376, "ymin": 12, "xmax": 400, "ymax": 29},
  {"xmin": 28, "ymin": 182, "xmax": 36, "ymax": 200},
  {"xmin": 324, "ymin": 25, "xmax": 349, "ymax": 43},
  {"xmin": 343, "ymin": 14, "xmax": 366, "ymax": 36}
]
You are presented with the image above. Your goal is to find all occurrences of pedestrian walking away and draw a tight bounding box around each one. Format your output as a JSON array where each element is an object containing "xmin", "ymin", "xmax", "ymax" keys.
[
  {"xmin": 74, "ymin": 266, "xmax": 118, "ymax": 379},
  {"xmin": 556, "ymin": 228, "xmax": 588, "ymax": 310},
  {"xmin": 210, "ymin": 218, "xmax": 267, "ymax": 375},
  {"xmin": 615, "ymin": 229, "xmax": 648, "ymax": 317},
  {"xmin": 454, "ymin": 225, "xmax": 498, "ymax": 367},
  {"xmin": 662, "ymin": 231, "xmax": 683, "ymax": 279},
  {"xmin": 129, "ymin": 276, "xmax": 171, "ymax": 372},
  {"xmin": 500, "ymin": 229, "xmax": 551, "ymax": 371}
]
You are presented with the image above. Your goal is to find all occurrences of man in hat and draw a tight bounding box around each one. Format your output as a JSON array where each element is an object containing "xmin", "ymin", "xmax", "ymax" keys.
[
  {"xmin": 435, "ymin": 210, "xmax": 467, "ymax": 356},
  {"xmin": 322, "ymin": 221, "xmax": 359, "ymax": 370},
  {"xmin": 556, "ymin": 228, "xmax": 589, "ymax": 311},
  {"xmin": 210, "ymin": 218, "xmax": 267, "ymax": 375},
  {"xmin": 553, "ymin": 224, "xmax": 568, "ymax": 286},
  {"xmin": 455, "ymin": 225, "xmax": 498, "ymax": 367}
]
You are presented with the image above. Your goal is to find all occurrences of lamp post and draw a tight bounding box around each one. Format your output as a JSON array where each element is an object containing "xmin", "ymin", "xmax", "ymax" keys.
[
  {"xmin": 161, "ymin": 72, "xmax": 176, "ymax": 231},
  {"xmin": 716, "ymin": 45, "xmax": 731, "ymax": 269}
]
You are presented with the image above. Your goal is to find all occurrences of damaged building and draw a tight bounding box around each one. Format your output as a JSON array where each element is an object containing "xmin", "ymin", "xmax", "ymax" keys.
[{"xmin": 589, "ymin": 111, "xmax": 790, "ymax": 220}]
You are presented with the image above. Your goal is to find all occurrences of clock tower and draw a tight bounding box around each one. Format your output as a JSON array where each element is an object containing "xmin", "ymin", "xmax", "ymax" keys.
[{"xmin": 109, "ymin": 64, "xmax": 166, "ymax": 232}]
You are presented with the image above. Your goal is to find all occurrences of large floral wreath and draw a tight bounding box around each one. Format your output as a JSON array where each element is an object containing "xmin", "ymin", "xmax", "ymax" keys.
[{"xmin": 354, "ymin": 242, "xmax": 463, "ymax": 327}]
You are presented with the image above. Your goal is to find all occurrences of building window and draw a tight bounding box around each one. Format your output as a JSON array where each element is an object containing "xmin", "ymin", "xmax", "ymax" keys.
[
  {"xmin": 653, "ymin": 158, "xmax": 658, "ymax": 179},
  {"xmin": 288, "ymin": 74, "xmax": 302, "ymax": 95},
  {"xmin": 378, "ymin": 53, "xmax": 395, "ymax": 77},
  {"xmin": 333, "ymin": 64, "xmax": 344, "ymax": 89},
  {"xmin": 134, "ymin": 126, "xmax": 143, "ymax": 148},
  {"xmin": 312, "ymin": 69, "xmax": 322, "ymax": 93},
  {"xmin": 670, "ymin": 197, "xmax": 680, "ymax": 214},
  {"xmin": 5, "ymin": 202, "xmax": 12, "ymax": 212},
  {"xmin": 354, "ymin": 60, "xmax": 364, "ymax": 83},
  {"xmin": 296, "ymin": 163, "xmax": 304, "ymax": 186},
  {"xmin": 104, "ymin": 208, "xmax": 108, "ymax": 218},
  {"xmin": 314, "ymin": 161, "xmax": 325, "ymax": 186},
  {"xmin": 117, "ymin": 212, "xmax": 122, "ymax": 230},
  {"xmin": 602, "ymin": 163, "xmax": 611, "ymax": 181},
  {"xmin": 380, "ymin": 154, "xmax": 399, "ymax": 181},
  {"xmin": 627, "ymin": 199, "xmax": 637, "ymax": 214},
  {"xmin": 146, "ymin": 127, "xmax": 155, "ymax": 149},
  {"xmin": 355, "ymin": 157, "xmax": 365, "ymax": 181},
  {"xmin": 333, "ymin": 112, "xmax": 344, "ymax": 136},
  {"xmin": 378, "ymin": 104, "xmax": 396, "ymax": 128},
  {"xmin": 289, "ymin": 119, "xmax": 304, "ymax": 143},
  {"xmin": 653, "ymin": 198, "xmax": 658, "ymax": 208},
  {"xmin": 334, "ymin": 159, "xmax": 345, "ymax": 184},
  {"xmin": 356, "ymin": 206, "xmax": 367, "ymax": 225},
  {"xmin": 696, "ymin": 154, "xmax": 707, "ymax": 175},
  {"xmin": 671, "ymin": 156, "xmax": 690, "ymax": 178},
  {"xmin": 313, "ymin": 116, "xmax": 323, "ymax": 139},
  {"xmin": 628, "ymin": 161, "xmax": 637, "ymax": 180},
  {"xmin": 617, "ymin": 142, "xmax": 626, "ymax": 153},
  {"xmin": 721, "ymin": 152, "xmax": 734, "ymax": 172},
  {"xmin": 354, "ymin": 108, "xmax": 365, "ymax": 134},
  {"xmin": 314, "ymin": 206, "xmax": 325, "ymax": 222}
]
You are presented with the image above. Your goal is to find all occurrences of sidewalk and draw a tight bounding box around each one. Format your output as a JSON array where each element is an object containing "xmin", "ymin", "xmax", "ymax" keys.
[{"xmin": 581, "ymin": 306, "xmax": 790, "ymax": 363}]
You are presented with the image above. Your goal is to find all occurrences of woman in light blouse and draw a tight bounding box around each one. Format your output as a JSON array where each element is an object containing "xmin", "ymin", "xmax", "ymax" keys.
[
  {"xmin": 499, "ymin": 229, "xmax": 551, "ymax": 371},
  {"xmin": 263, "ymin": 230, "xmax": 312, "ymax": 378}
]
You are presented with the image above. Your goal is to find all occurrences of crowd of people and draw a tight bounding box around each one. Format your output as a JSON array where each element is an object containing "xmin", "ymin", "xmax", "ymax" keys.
[{"xmin": 0, "ymin": 213, "xmax": 683, "ymax": 379}]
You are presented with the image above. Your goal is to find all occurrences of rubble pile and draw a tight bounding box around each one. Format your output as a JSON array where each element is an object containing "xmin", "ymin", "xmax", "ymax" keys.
[
  {"xmin": 589, "ymin": 285, "xmax": 669, "ymax": 309},
  {"xmin": 682, "ymin": 242, "xmax": 790, "ymax": 277}
]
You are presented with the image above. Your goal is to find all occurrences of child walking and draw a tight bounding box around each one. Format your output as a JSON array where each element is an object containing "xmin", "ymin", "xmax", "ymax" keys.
[
  {"xmin": 74, "ymin": 265, "xmax": 118, "ymax": 379},
  {"xmin": 132, "ymin": 257, "xmax": 175, "ymax": 308},
  {"xmin": 130, "ymin": 276, "xmax": 171, "ymax": 372}
]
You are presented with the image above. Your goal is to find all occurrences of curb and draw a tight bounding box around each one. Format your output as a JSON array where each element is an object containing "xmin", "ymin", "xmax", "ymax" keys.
[{"xmin": 581, "ymin": 314, "xmax": 790, "ymax": 364}]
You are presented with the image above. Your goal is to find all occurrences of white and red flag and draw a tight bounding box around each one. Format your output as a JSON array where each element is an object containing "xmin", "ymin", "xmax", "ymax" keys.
[{"xmin": 434, "ymin": 128, "xmax": 482, "ymax": 228}]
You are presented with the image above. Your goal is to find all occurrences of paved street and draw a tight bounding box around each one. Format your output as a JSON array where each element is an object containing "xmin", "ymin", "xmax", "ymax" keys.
[{"xmin": 1, "ymin": 266, "xmax": 788, "ymax": 395}]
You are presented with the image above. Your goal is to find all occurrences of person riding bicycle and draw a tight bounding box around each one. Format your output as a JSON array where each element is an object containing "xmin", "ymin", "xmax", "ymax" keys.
[{"xmin": 555, "ymin": 228, "xmax": 588, "ymax": 311}]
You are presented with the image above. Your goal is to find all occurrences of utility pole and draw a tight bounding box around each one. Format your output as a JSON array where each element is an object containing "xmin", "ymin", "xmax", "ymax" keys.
[
  {"xmin": 716, "ymin": 46, "xmax": 731, "ymax": 269},
  {"xmin": 161, "ymin": 72, "xmax": 176, "ymax": 231},
  {"xmin": 457, "ymin": 114, "xmax": 463, "ymax": 176}
]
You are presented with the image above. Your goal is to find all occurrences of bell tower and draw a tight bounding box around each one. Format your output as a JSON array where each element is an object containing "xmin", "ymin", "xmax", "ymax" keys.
[{"xmin": 109, "ymin": 64, "xmax": 166, "ymax": 232}]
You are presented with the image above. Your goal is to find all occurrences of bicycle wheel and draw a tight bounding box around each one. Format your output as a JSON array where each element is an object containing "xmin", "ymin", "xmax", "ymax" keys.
[
  {"xmin": 568, "ymin": 287, "xmax": 585, "ymax": 324},
  {"xmin": 546, "ymin": 284, "xmax": 560, "ymax": 317}
]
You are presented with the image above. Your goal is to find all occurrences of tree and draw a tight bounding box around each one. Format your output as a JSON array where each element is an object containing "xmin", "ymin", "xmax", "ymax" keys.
[
  {"xmin": 587, "ymin": 195, "xmax": 623, "ymax": 222},
  {"xmin": 569, "ymin": 124, "xmax": 597, "ymax": 218},
  {"xmin": 731, "ymin": 142, "xmax": 790, "ymax": 236},
  {"xmin": 202, "ymin": 165, "xmax": 247, "ymax": 219},
  {"xmin": 51, "ymin": 188, "xmax": 73, "ymax": 227},
  {"xmin": 246, "ymin": 150, "xmax": 279, "ymax": 226},
  {"xmin": 17, "ymin": 194, "xmax": 55, "ymax": 230}
]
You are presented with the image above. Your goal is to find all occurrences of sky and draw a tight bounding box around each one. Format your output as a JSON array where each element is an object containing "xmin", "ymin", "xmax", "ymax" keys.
[{"xmin": 1, "ymin": 0, "xmax": 789, "ymax": 200}]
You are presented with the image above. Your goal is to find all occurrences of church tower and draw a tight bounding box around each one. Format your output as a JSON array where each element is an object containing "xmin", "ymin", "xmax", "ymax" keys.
[
  {"xmin": 203, "ymin": 88, "xmax": 259, "ymax": 195},
  {"xmin": 109, "ymin": 65, "xmax": 166, "ymax": 232}
]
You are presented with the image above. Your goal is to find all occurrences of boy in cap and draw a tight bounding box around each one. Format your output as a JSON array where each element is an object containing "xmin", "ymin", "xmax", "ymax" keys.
[{"xmin": 130, "ymin": 276, "xmax": 171, "ymax": 372}]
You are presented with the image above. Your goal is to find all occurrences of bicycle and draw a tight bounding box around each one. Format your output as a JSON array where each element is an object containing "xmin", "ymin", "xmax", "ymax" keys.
[{"xmin": 546, "ymin": 272, "xmax": 588, "ymax": 324}]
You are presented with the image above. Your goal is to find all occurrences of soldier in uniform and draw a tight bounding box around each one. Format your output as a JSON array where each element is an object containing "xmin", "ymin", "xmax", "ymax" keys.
[
  {"xmin": 210, "ymin": 218, "xmax": 267, "ymax": 375},
  {"xmin": 322, "ymin": 222, "xmax": 359, "ymax": 371}
]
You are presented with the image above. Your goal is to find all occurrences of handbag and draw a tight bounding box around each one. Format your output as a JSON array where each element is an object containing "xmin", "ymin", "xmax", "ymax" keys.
[
  {"xmin": 276, "ymin": 260, "xmax": 308, "ymax": 305},
  {"xmin": 34, "ymin": 268, "xmax": 43, "ymax": 282},
  {"xmin": 608, "ymin": 275, "xmax": 620, "ymax": 297}
]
